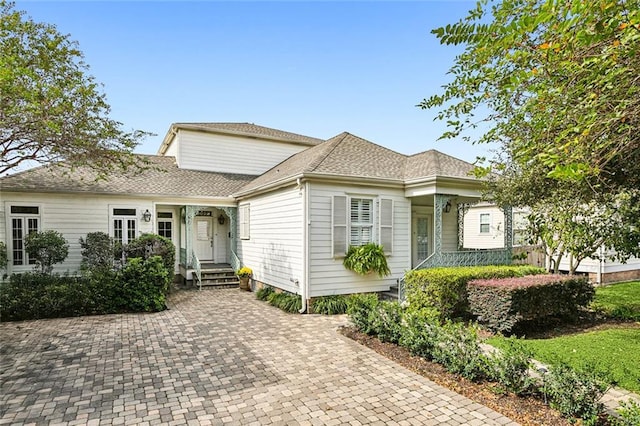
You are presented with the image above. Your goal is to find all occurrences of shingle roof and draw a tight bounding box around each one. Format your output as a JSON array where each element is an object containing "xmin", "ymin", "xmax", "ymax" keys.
[
  {"xmin": 0, "ymin": 155, "xmax": 257, "ymax": 198},
  {"xmin": 172, "ymin": 122, "xmax": 324, "ymax": 146},
  {"xmin": 237, "ymin": 132, "xmax": 478, "ymax": 195}
]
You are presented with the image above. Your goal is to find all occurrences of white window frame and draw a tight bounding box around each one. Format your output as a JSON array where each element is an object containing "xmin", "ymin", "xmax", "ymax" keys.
[
  {"xmin": 110, "ymin": 206, "xmax": 138, "ymax": 245},
  {"xmin": 157, "ymin": 211, "xmax": 174, "ymax": 241},
  {"xmin": 7, "ymin": 204, "xmax": 41, "ymax": 266},
  {"xmin": 479, "ymin": 213, "xmax": 491, "ymax": 234},
  {"xmin": 349, "ymin": 197, "xmax": 374, "ymax": 247},
  {"xmin": 239, "ymin": 204, "xmax": 250, "ymax": 240}
]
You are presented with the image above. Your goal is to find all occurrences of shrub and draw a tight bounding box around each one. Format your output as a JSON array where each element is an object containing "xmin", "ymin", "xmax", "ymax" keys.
[
  {"xmin": 117, "ymin": 256, "xmax": 170, "ymax": 312},
  {"xmin": 399, "ymin": 308, "xmax": 441, "ymax": 359},
  {"xmin": 311, "ymin": 295, "xmax": 348, "ymax": 315},
  {"xmin": 124, "ymin": 234, "xmax": 175, "ymax": 273},
  {"xmin": 256, "ymin": 285, "xmax": 274, "ymax": 301},
  {"xmin": 431, "ymin": 321, "xmax": 488, "ymax": 381},
  {"xmin": 484, "ymin": 337, "xmax": 535, "ymax": 395},
  {"xmin": 79, "ymin": 231, "xmax": 115, "ymax": 272},
  {"xmin": 404, "ymin": 265, "xmax": 545, "ymax": 320},
  {"xmin": 370, "ymin": 301, "xmax": 404, "ymax": 344},
  {"xmin": 267, "ymin": 291, "xmax": 301, "ymax": 313},
  {"xmin": 617, "ymin": 399, "xmax": 640, "ymax": 426},
  {"xmin": 346, "ymin": 293, "xmax": 379, "ymax": 334},
  {"xmin": 467, "ymin": 275, "xmax": 594, "ymax": 333},
  {"xmin": 543, "ymin": 363, "xmax": 609, "ymax": 424},
  {"xmin": 0, "ymin": 241, "xmax": 7, "ymax": 273},
  {"xmin": 343, "ymin": 243, "xmax": 390, "ymax": 277},
  {"xmin": 24, "ymin": 230, "xmax": 69, "ymax": 274}
]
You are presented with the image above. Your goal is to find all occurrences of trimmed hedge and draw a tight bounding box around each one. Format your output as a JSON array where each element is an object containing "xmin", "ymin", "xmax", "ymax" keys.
[
  {"xmin": 467, "ymin": 274, "xmax": 594, "ymax": 333},
  {"xmin": 0, "ymin": 256, "xmax": 171, "ymax": 321},
  {"xmin": 404, "ymin": 265, "xmax": 545, "ymax": 319}
]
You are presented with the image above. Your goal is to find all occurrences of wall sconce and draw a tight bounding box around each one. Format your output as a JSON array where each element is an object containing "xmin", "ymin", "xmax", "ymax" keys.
[
  {"xmin": 444, "ymin": 200, "xmax": 452, "ymax": 213},
  {"xmin": 218, "ymin": 214, "xmax": 226, "ymax": 225},
  {"xmin": 142, "ymin": 209, "xmax": 152, "ymax": 222}
]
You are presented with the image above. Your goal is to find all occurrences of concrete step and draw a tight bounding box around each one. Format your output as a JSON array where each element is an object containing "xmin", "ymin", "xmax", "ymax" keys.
[{"xmin": 380, "ymin": 285, "xmax": 399, "ymax": 301}]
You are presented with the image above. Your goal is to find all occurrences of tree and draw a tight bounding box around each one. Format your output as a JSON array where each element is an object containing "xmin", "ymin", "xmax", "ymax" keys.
[
  {"xmin": 422, "ymin": 0, "xmax": 640, "ymax": 268},
  {"xmin": 0, "ymin": 1, "xmax": 150, "ymax": 176},
  {"xmin": 421, "ymin": 0, "xmax": 640, "ymax": 199},
  {"xmin": 24, "ymin": 230, "xmax": 69, "ymax": 274}
]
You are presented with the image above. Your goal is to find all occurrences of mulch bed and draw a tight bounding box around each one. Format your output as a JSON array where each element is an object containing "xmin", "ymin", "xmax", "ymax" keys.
[{"xmin": 339, "ymin": 326, "xmax": 573, "ymax": 426}]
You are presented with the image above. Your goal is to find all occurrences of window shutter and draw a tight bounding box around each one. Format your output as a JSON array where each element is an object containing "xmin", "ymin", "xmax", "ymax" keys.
[
  {"xmin": 240, "ymin": 204, "xmax": 250, "ymax": 239},
  {"xmin": 379, "ymin": 198, "xmax": 393, "ymax": 254},
  {"xmin": 332, "ymin": 195, "xmax": 348, "ymax": 257}
]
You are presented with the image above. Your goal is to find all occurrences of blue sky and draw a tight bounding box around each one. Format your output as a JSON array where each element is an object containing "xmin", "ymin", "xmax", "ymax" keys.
[{"xmin": 16, "ymin": 1, "xmax": 493, "ymax": 163}]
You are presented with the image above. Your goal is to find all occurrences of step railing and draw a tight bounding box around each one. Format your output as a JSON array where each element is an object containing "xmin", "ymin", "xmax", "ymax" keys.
[{"xmin": 192, "ymin": 251, "xmax": 202, "ymax": 291}]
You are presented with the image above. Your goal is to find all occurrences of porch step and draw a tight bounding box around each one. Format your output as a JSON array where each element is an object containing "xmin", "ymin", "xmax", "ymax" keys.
[
  {"xmin": 380, "ymin": 284, "xmax": 399, "ymax": 301},
  {"xmin": 198, "ymin": 268, "xmax": 239, "ymax": 288}
]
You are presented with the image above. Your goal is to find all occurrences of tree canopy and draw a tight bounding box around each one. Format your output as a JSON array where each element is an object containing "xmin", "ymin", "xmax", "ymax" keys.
[
  {"xmin": 0, "ymin": 1, "xmax": 150, "ymax": 176},
  {"xmin": 422, "ymin": 0, "xmax": 640, "ymax": 268}
]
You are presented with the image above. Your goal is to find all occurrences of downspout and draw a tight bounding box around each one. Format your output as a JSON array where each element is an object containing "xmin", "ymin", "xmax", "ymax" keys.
[{"xmin": 299, "ymin": 178, "xmax": 309, "ymax": 313}]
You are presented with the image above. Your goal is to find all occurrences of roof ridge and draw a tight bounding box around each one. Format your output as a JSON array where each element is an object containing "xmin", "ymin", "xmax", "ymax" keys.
[{"xmin": 306, "ymin": 132, "xmax": 350, "ymax": 172}]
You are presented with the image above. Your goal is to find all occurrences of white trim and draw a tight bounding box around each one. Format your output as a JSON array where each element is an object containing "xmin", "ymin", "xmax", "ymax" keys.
[
  {"xmin": 5, "ymin": 203, "xmax": 42, "ymax": 269},
  {"xmin": 479, "ymin": 212, "xmax": 491, "ymax": 234},
  {"xmin": 239, "ymin": 203, "xmax": 250, "ymax": 240},
  {"xmin": 108, "ymin": 205, "xmax": 138, "ymax": 245}
]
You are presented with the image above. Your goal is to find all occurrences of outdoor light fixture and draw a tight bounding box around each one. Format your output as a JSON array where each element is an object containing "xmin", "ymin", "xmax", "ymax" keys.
[
  {"xmin": 444, "ymin": 201, "xmax": 452, "ymax": 213},
  {"xmin": 142, "ymin": 209, "xmax": 152, "ymax": 222},
  {"xmin": 218, "ymin": 214, "xmax": 226, "ymax": 225}
]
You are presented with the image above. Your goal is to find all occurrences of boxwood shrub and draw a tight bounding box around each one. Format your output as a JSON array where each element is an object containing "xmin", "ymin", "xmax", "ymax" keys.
[
  {"xmin": 404, "ymin": 265, "xmax": 545, "ymax": 320},
  {"xmin": 467, "ymin": 274, "xmax": 594, "ymax": 333}
]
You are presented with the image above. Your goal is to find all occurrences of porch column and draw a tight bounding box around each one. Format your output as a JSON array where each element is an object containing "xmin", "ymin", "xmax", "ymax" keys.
[
  {"xmin": 457, "ymin": 203, "xmax": 470, "ymax": 250},
  {"xmin": 185, "ymin": 205, "xmax": 198, "ymax": 267},
  {"xmin": 502, "ymin": 205, "xmax": 513, "ymax": 263},
  {"xmin": 434, "ymin": 194, "xmax": 450, "ymax": 258},
  {"xmin": 219, "ymin": 206, "xmax": 238, "ymax": 255}
]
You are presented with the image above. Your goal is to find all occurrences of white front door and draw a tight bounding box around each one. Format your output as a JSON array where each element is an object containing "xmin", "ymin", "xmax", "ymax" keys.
[
  {"xmin": 194, "ymin": 217, "xmax": 214, "ymax": 261},
  {"xmin": 412, "ymin": 214, "xmax": 431, "ymax": 267},
  {"xmin": 213, "ymin": 217, "xmax": 229, "ymax": 263}
]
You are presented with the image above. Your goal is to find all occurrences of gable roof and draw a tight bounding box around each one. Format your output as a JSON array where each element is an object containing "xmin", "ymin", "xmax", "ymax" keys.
[
  {"xmin": 159, "ymin": 122, "xmax": 324, "ymax": 154},
  {"xmin": 236, "ymin": 132, "xmax": 478, "ymax": 196},
  {"xmin": 0, "ymin": 155, "xmax": 257, "ymax": 198}
]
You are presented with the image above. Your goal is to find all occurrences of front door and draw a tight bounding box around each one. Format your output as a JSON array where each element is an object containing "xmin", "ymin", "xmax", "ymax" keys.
[
  {"xmin": 412, "ymin": 215, "xmax": 431, "ymax": 267},
  {"xmin": 194, "ymin": 217, "xmax": 214, "ymax": 261},
  {"xmin": 213, "ymin": 216, "xmax": 229, "ymax": 263}
]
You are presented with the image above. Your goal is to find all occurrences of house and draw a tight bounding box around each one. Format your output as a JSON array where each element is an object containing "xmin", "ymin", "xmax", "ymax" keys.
[
  {"xmin": 463, "ymin": 203, "xmax": 640, "ymax": 284},
  {"xmin": 0, "ymin": 123, "xmax": 514, "ymax": 307}
]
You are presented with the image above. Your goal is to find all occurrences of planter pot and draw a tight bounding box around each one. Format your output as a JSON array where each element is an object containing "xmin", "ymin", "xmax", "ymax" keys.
[{"xmin": 239, "ymin": 276, "xmax": 251, "ymax": 291}]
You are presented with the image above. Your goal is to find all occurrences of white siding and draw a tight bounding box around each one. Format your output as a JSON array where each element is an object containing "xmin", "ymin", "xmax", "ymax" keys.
[
  {"xmin": 236, "ymin": 186, "xmax": 304, "ymax": 294},
  {"xmin": 558, "ymin": 253, "xmax": 640, "ymax": 274},
  {"xmin": 163, "ymin": 138, "xmax": 179, "ymax": 164},
  {"xmin": 308, "ymin": 182, "xmax": 410, "ymax": 297},
  {"xmin": 1, "ymin": 193, "xmax": 154, "ymax": 275},
  {"xmin": 177, "ymin": 130, "xmax": 309, "ymax": 174},
  {"xmin": 463, "ymin": 205, "xmax": 505, "ymax": 249}
]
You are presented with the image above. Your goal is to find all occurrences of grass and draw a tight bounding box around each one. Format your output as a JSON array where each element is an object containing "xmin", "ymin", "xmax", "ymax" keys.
[
  {"xmin": 488, "ymin": 326, "xmax": 640, "ymax": 393},
  {"xmin": 591, "ymin": 281, "xmax": 640, "ymax": 320}
]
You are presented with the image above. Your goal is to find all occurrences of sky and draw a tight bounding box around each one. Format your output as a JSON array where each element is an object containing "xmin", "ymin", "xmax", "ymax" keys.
[{"xmin": 15, "ymin": 0, "xmax": 495, "ymax": 163}]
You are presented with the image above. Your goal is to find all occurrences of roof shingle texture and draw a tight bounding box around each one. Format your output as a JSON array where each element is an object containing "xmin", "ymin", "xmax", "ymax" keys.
[
  {"xmin": 0, "ymin": 156, "xmax": 257, "ymax": 197},
  {"xmin": 238, "ymin": 132, "xmax": 477, "ymax": 193},
  {"xmin": 173, "ymin": 122, "xmax": 324, "ymax": 146}
]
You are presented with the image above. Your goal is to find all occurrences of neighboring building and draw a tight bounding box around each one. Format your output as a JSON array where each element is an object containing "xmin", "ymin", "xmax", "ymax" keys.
[
  {"xmin": 463, "ymin": 204, "xmax": 640, "ymax": 284},
  {"xmin": 1, "ymin": 123, "xmax": 514, "ymax": 306}
]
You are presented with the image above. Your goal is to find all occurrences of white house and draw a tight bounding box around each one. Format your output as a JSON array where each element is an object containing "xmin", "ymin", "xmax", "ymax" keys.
[
  {"xmin": 0, "ymin": 123, "xmax": 514, "ymax": 307},
  {"xmin": 463, "ymin": 203, "xmax": 640, "ymax": 284}
]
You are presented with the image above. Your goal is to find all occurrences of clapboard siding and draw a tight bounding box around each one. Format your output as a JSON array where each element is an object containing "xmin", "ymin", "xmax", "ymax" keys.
[
  {"xmin": 177, "ymin": 129, "xmax": 308, "ymax": 174},
  {"xmin": 236, "ymin": 186, "xmax": 303, "ymax": 294},
  {"xmin": 1, "ymin": 193, "xmax": 154, "ymax": 275},
  {"xmin": 308, "ymin": 182, "xmax": 410, "ymax": 297},
  {"xmin": 463, "ymin": 205, "xmax": 505, "ymax": 249}
]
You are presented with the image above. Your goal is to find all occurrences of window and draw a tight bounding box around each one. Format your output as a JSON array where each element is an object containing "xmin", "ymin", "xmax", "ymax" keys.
[
  {"xmin": 479, "ymin": 213, "xmax": 491, "ymax": 234},
  {"xmin": 9, "ymin": 205, "xmax": 40, "ymax": 265},
  {"xmin": 157, "ymin": 212, "xmax": 173, "ymax": 239},
  {"xmin": 112, "ymin": 208, "xmax": 137, "ymax": 244},
  {"xmin": 332, "ymin": 196, "xmax": 394, "ymax": 257},
  {"xmin": 239, "ymin": 204, "xmax": 250, "ymax": 240},
  {"xmin": 350, "ymin": 198, "xmax": 373, "ymax": 246}
]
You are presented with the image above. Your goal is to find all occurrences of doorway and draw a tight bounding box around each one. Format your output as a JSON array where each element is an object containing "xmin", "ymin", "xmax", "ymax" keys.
[{"xmin": 412, "ymin": 214, "xmax": 432, "ymax": 267}]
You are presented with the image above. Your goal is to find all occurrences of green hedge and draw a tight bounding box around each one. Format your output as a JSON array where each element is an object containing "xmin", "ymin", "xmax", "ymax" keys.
[
  {"xmin": 0, "ymin": 256, "xmax": 170, "ymax": 321},
  {"xmin": 467, "ymin": 274, "xmax": 594, "ymax": 333},
  {"xmin": 404, "ymin": 265, "xmax": 545, "ymax": 320}
]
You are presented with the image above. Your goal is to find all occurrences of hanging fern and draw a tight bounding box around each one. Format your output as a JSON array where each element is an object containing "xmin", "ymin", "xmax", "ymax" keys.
[{"xmin": 343, "ymin": 243, "xmax": 390, "ymax": 278}]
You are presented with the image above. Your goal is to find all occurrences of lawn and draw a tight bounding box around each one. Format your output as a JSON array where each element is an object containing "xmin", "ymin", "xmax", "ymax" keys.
[
  {"xmin": 591, "ymin": 280, "xmax": 640, "ymax": 320},
  {"xmin": 488, "ymin": 281, "xmax": 640, "ymax": 393}
]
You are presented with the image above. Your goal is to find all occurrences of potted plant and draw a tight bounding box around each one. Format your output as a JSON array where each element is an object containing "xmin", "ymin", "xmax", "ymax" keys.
[
  {"xmin": 342, "ymin": 243, "xmax": 390, "ymax": 277},
  {"xmin": 237, "ymin": 266, "xmax": 252, "ymax": 291}
]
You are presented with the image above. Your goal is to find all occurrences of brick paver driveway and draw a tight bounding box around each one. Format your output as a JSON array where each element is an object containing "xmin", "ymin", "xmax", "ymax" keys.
[{"xmin": 1, "ymin": 289, "xmax": 517, "ymax": 425}]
